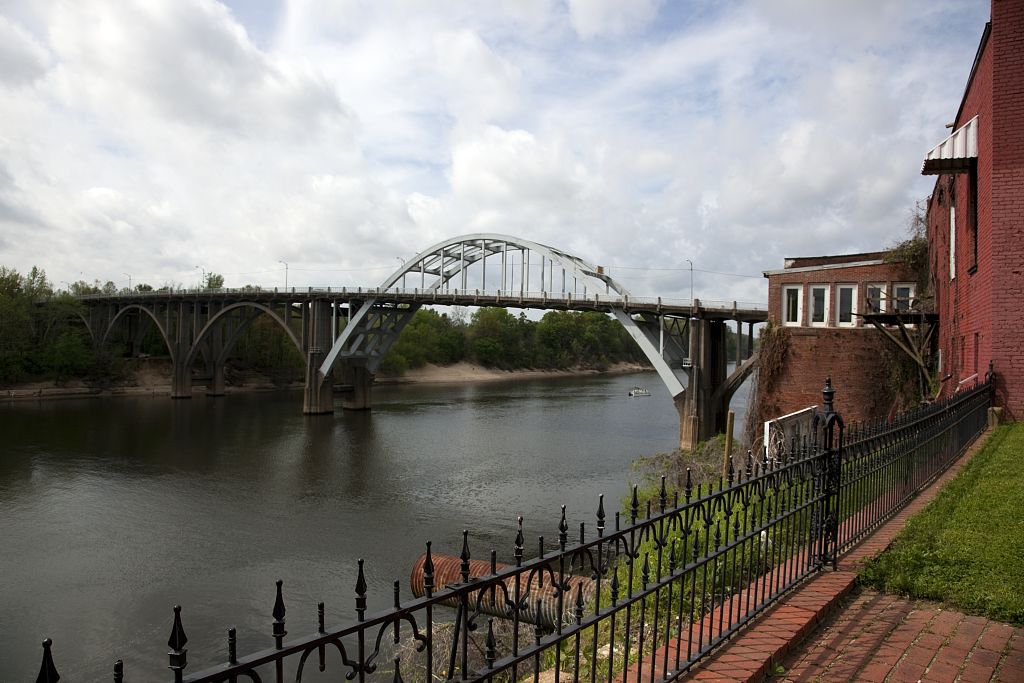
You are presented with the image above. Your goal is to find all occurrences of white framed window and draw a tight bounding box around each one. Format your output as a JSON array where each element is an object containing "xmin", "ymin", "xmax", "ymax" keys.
[
  {"xmin": 782, "ymin": 285, "xmax": 802, "ymax": 326},
  {"xmin": 894, "ymin": 283, "xmax": 916, "ymax": 312},
  {"xmin": 836, "ymin": 284, "xmax": 857, "ymax": 327},
  {"xmin": 809, "ymin": 285, "xmax": 829, "ymax": 327},
  {"xmin": 866, "ymin": 283, "xmax": 886, "ymax": 313}
]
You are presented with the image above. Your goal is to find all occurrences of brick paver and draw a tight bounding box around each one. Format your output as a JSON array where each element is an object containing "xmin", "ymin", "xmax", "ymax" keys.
[
  {"xmin": 670, "ymin": 426, "xmax": 1024, "ymax": 682},
  {"xmin": 778, "ymin": 588, "xmax": 1024, "ymax": 682}
]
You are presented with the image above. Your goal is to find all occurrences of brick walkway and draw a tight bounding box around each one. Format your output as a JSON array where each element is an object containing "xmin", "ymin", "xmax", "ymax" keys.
[
  {"xmin": 777, "ymin": 588, "xmax": 1024, "ymax": 682},
  {"xmin": 680, "ymin": 427, "xmax": 1021, "ymax": 682}
]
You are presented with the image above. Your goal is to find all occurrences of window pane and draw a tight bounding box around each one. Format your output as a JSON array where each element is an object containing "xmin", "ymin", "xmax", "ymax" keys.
[
  {"xmin": 839, "ymin": 288, "xmax": 853, "ymax": 323},
  {"xmin": 895, "ymin": 285, "xmax": 913, "ymax": 312},
  {"xmin": 867, "ymin": 285, "xmax": 884, "ymax": 313},
  {"xmin": 785, "ymin": 289, "xmax": 799, "ymax": 322},
  {"xmin": 811, "ymin": 288, "xmax": 825, "ymax": 322}
]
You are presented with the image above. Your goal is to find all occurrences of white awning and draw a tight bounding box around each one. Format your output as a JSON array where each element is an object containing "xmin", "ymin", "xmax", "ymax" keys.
[{"xmin": 922, "ymin": 115, "xmax": 978, "ymax": 175}]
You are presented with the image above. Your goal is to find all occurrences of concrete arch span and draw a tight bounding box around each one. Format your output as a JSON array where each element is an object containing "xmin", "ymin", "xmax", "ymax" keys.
[
  {"xmin": 177, "ymin": 301, "xmax": 306, "ymax": 398},
  {"xmin": 101, "ymin": 304, "xmax": 173, "ymax": 360},
  {"xmin": 183, "ymin": 302, "xmax": 302, "ymax": 369}
]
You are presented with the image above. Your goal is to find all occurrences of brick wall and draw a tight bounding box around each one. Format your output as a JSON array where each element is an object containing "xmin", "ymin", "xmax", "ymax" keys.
[
  {"xmin": 927, "ymin": 0, "xmax": 1024, "ymax": 418},
  {"xmin": 990, "ymin": 0, "xmax": 1024, "ymax": 417},
  {"xmin": 759, "ymin": 328, "xmax": 900, "ymax": 426}
]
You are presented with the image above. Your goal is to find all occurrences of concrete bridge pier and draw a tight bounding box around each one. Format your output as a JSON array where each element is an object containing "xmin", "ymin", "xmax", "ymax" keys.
[
  {"xmin": 675, "ymin": 318, "xmax": 754, "ymax": 451},
  {"xmin": 303, "ymin": 300, "xmax": 335, "ymax": 414},
  {"xmin": 170, "ymin": 302, "xmax": 194, "ymax": 399},
  {"xmin": 340, "ymin": 363, "xmax": 373, "ymax": 411},
  {"xmin": 170, "ymin": 345, "xmax": 193, "ymax": 398}
]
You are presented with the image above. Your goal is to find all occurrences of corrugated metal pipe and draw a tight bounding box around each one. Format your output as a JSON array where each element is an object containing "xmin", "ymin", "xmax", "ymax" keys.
[{"xmin": 410, "ymin": 553, "xmax": 596, "ymax": 629}]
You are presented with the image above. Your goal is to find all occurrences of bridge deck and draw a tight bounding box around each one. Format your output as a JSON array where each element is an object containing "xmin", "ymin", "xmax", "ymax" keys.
[{"xmin": 77, "ymin": 288, "xmax": 768, "ymax": 322}]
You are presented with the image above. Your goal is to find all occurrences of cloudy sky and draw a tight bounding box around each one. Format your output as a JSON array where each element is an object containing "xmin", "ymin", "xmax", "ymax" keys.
[{"xmin": 0, "ymin": 0, "xmax": 990, "ymax": 304}]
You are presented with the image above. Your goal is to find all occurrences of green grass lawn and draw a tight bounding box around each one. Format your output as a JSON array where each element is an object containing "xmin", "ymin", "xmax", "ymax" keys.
[{"xmin": 860, "ymin": 423, "xmax": 1024, "ymax": 624}]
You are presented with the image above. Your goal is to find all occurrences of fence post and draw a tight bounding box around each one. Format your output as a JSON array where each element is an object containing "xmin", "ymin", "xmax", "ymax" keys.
[{"xmin": 814, "ymin": 377, "xmax": 845, "ymax": 571}]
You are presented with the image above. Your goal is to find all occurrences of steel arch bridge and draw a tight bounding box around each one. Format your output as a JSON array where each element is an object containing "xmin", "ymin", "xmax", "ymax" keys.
[{"xmin": 74, "ymin": 234, "xmax": 766, "ymax": 449}]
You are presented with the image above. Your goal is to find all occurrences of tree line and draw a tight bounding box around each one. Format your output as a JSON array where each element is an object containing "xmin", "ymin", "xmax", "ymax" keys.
[{"xmin": 379, "ymin": 307, "xmax": 649, "ymax": 375}]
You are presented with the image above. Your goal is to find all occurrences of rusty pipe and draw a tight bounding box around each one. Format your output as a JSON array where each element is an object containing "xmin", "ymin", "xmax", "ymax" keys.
[{"xmin": 410, "ymin": 553, "xmax": 595, "ymax": 629}]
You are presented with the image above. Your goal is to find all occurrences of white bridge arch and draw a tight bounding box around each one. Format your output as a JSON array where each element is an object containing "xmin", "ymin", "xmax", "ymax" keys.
[{"xmin": 318, "ymin": 233, "xmax": 724, "ymax": 404}]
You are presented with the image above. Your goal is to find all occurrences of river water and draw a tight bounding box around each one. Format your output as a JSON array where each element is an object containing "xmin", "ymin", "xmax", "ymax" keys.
[{"xmin": 0, "ymin": 371, "xmax": 749, "ymax": 680}]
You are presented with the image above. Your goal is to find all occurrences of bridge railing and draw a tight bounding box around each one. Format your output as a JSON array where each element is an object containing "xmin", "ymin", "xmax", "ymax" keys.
[
  {"xmin": 32, "ymin": 377, "xmax": 992, "ymax": 682},
  {"xmin": 73, "ymin": 287, "xmax": 768, "ymax": 313}
]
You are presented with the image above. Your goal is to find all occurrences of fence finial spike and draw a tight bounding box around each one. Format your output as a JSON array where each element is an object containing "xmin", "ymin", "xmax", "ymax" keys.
[
  {"xmin": 355, "ymin": 559, "xmax": 368, "ymax": 619},
  {"xmin": 272, "ymin": 580, "xmax": 288, "ymax": 648},
  {"xmin": 460, "ymin": 529, "xmax": 471, "ymax": 581},
  {"xmin": 822, "ymin": 376, "xmax": 835, "ymax": 414},
  {"xmin": 514, "ymin": 516, "xmax": 525, "ymax": 564},
  {"xmin": 167, "ymin": 605, "xmax": 188, "ymax": 680},
  {"xmin": 36, "ymin": 638, "xmax": 60, "ymax": 683},
  {"xmin": 558, "ymin": 505, "xmax": 568, "ymax": 547},
  {"xmin": 168, "ymin": 605, "xmax": 188, "ymax": 650},
  {"xmin": 485, "ymin": 618, "xmax": 497, "ymax": 667}
]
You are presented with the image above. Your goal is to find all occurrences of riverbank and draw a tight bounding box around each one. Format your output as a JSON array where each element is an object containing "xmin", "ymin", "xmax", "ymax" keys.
[{"xmin": 0, "ymin": 360, "xmax": 653, "ymax": 402}]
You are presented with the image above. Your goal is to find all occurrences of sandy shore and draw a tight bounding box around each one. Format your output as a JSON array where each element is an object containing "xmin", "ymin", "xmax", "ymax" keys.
[
  {"xmin": 1, "ymin": 361, "xmax": 652, "ymax": 402},
  {"xmin": 379, "ymin": 361, "xmax": 650, "ymax": 384}
]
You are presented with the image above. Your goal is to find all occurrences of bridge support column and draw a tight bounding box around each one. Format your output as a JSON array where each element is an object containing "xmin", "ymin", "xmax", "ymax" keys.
[
  {"xmin": 303, "ymin": 300, "xmax": 335, "ymax": 414},
  {"xmin": 171, "ymin": 346, "xmax": 193, "ymax": 398},
  {"xmin": 170, "ymin": 302, "xmax": 193, "ymax": 399},
  {"xmin": 203, "ymin": 330, "xmax": 226, "ymax": 396},
  {"xmin": 341, "ymin": 363, "xmax": 374, "ymax": 411},
  {"xmin": 676, "ymin": 318, "xmax": 731, "ymax": 451},
  {"xmin": 207, "ymin": 365, "xmax": 226, "ymax": 397}
]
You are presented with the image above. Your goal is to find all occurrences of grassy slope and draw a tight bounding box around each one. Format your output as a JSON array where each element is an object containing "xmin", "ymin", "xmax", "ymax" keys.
[{"xmin": 860, "ymin": 424, "xmax": 1024, "ymax": 624}]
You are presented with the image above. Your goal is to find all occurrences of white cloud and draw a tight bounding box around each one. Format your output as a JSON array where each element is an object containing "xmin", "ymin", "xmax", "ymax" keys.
[
  {"xmin": 0, "ymin": 15, "xmax": 50, "ymax": 85},
  {"xmin": 567, "ymin": 0, "xmax": 663, "ymax": 39},
  {"xmin": 0, "ymin": 0, "xmax": 993, "ymax": 301},
  {"xmin": 47, "ymin": 0, "xmax": 349, "ymax": 139},
  {"xmin": 434, "ymin": 30, "xmax": 523, "ymax": 126}
]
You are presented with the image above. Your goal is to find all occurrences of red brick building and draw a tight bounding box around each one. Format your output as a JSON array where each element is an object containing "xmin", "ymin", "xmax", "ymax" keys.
[
  {"xmin": 762, "ymin": 253, "xmax": 917, "ymax": 424},
  {"xmin": 922, "ymin": 0, "xmax": 1024, "ymax": 418}
]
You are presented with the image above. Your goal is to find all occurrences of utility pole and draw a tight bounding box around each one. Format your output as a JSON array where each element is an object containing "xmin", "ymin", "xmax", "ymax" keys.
[{"xmin": 195, "ymin": 265, "xmax": 206, "ymax": 289}]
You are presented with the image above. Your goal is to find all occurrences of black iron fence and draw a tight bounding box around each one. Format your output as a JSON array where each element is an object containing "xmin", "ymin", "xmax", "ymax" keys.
[{"xmin": 34, "ymin": 376, "xmax": 993, "ymax": 683}]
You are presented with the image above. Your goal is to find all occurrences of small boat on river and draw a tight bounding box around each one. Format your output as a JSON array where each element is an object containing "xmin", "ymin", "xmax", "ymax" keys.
[{"xmin": 628, "ymin": 387, "xmax": 651, "ymax": 397}]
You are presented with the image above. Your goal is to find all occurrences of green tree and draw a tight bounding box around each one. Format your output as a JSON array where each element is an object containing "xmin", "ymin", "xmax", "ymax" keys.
[
  {"xmin": 204, "ymin": 272, "xmax": 225, "ymax": 289},
  {"xmin": 0, "ymin": 266, "xmax": 95, "ymax": 382},
  {"xmin": 69, "ymin": 280, "xmax": 101, "ymax": 295},
  {"xmin": 468, "ymin": 308, "xmax": 533, "ymax": 368}
]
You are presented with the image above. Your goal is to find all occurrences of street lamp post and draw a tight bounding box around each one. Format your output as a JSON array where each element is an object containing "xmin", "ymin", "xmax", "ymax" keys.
[
  {"xmin": 195, "ymin": 265, "xmax": 206, "ymax": 290},
  {"xmin": 685, "ymin": 259, "xmax": 693, "ymax": 308},
  {"xmin": 123, "ymin": 273, "xmax": 132, "ymax": 292},
  {"xmin": 278, "ymin": 261, "xmax": 288, "ymax": 290}
]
